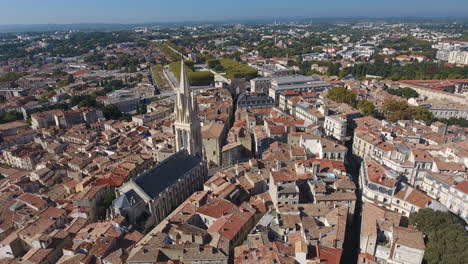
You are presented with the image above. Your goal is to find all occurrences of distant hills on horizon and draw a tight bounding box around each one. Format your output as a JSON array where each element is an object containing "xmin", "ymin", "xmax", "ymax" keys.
[{"xmin": 0, "ymin": 16, "xmax": 467, "ymax": 33}]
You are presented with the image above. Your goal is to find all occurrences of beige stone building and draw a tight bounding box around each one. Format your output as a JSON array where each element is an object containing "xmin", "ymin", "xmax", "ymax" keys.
[
  {"xmin": 202, "ymin": 122, "xmax": 227, "ymax": 168},
  {"xmin": 360, "ymin": 202, "xmax": 426, "ymax": 264}
]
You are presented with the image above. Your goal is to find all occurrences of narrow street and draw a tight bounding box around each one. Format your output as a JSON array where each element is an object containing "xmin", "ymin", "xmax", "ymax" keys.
[{"xmin": 341, "ymin": 150, "xmax": 363, "ymax": 263}]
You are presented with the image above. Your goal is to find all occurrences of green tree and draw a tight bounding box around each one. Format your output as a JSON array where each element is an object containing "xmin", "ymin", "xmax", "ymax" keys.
[
  {"xmin": 208, "ymin": 60, "xmax": 225, "ymax": 72},
  {"xmin": 120, "ymin": 113, "xmax": 132, "ymax": 122},
  {"xmin": 327, "ymin": 63, "xmax": 341, "ymax": 76},
  {"xmin": 136, "ymin": 73, "xmax": 144, "ymax": 82},
  {"xmin": 438, "ymin": 117, "xmax": 468, "ymax": 127},
  {"xmin": 137, "ymin": 104, "xmax": 147, "ymax": 115},
  {"xmin": 357, "ymin": 100, "xmax": 376, "ymax": 116},
  {"xmin": 409, "ymin": 209, "xmax": 468, "ymax": 264},
  {"xmin": 382, "ymin": 99, "xmax": 412, "ymax": 122},
  {"xmin": 411, "ymin": 106, "xmax": 434, "ymax": 123},
  {"xmin": 98, "ymin": 190, "xmax": 116, "ymax": 220},
  {"xmin": 128, "ymin": 65, "xmax": 137, "ymax": 73},
  {"xmin": 0, "ymin": 111, "xmax": 23, "ymax": 124},
  {"xmin": 103, "ymin": 104, "xmax": 122, "ymax": 120},
  {"xmin": 70, "ymin": 95, "xmax": 97, "ymax": 108},
  {"xmin": 327, "ymin": 86, "xmax": 357, "ymax": 107},
  {"xmin": 0, "ymin": 72, "xmax": 27, "ymax": 82},
  {"xmin": 382, "ymin": 99, "xmax": 435, "ymax": 123},
  {"xmin": 387, "ymin": 87, "xmax": 419, "ymax": 99},
  {"xmin": 55, "ymin": 80, "xmax": 69, "ymax": 88},
  {"xmin": 67, "ymin": 74, "xmax": 75, "ymax": 84}
]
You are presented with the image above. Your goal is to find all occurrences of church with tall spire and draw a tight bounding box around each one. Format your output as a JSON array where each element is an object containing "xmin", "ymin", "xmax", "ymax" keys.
[
  {"xmin": 174, "ymin": 60, "xmax": 203, "ymax": 156},
  {"xmin": 111, "ymin": 62, "xmax": 208, "ymax": 227}
]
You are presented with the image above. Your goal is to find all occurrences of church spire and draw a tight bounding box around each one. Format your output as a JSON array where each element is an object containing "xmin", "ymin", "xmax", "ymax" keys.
[
  {"xmin": 174, "ymin": 60, "xmax": 203, "ymax": 157},
  {"xmin": 179, "ymin": 59, "xmax": 190, "ymax": 95}
]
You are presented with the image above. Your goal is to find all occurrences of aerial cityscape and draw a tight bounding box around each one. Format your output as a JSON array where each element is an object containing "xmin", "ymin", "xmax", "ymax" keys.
[{"xmin": 0, "ymin": 1, "xmax": 467, "ymax": 264}]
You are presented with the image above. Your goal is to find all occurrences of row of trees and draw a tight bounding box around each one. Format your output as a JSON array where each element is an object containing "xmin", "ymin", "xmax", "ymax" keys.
[
  {"xmin": 327, "ymin": 86, "xmax": 434, "ymax": 123},
  {"xmin": 381, "ymin": 37, "xmax": 433, "ymax": 52},
  {"xmin": 68, "ymin": 79, "xmax": 133, "ymax": 121},
  {"xmin": 46, "ymin": 31, "xmax": 133, "ymax": 58},
  {"xmin": 0, "ymin": 111, "xmax": 23, "ymax": 124},
  {"xmin": 341, "ymin": 58, "xmax": 468, "ymax": 80},
  {"xmin": 0, "ymin": 72, "xmax": 28, "ymax": 82},
  {"xmin": 381, "ymin": 99, "xmax": 434, "ymax": 123},
  {"xmin": 102, "ymin": 104, "xmax": 131, "ymax": 121},
  {"xmin": 381, "ymin": 87, "xmax": 467, "ymax": 126},
  {"xmin": 385, "ymin": 87, "xmax": 419, "ymax": 98},
  {"xmin": 327, "ymin": 86, "xmax": 376, "ymax": 116},
  {"xmin": 437, "ymin": 117, "xmax": 468, "ymax": 127}
]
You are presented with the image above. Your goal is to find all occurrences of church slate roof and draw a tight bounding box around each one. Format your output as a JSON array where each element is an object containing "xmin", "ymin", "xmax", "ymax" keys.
[
  {"xmin": 112, "ymin": 189, "xmax": 143, "ymax": 209},
  {"xmin": 133, "ymin": 149, "xmax": 203, "ymax": 198}
]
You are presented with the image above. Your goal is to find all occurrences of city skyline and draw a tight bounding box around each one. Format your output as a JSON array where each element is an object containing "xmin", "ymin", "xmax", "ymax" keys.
[
  {"xmin": 1, "ymin": 0, "xmax": 468, "ymax": 25},
  {"xmin": 0, "ymin": 2, "xmax": 467, "ymax": 263}
]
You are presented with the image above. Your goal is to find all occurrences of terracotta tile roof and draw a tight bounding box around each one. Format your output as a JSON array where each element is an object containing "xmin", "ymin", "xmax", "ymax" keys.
[
  {"xmin": 207, "ymin": 211, "xmax": 254, "ymax": 241},
  {"xmin": 40, "ymin": 206, "xmax": 66, "ymax": 219},
  {"xmin": 455, "ymin": 181, "xmax": 468, "ymax": 194},
  {"xmin": 17, "ymin": 193, "xmax": 47, "ymax": 210},
  {"xmin": 306, "ymin": 158, "xmax": 345, "ymax": 172},
  {"xmin": 197, "ymin": 197, "xmax": 239, "ymax": 219},
  {"xmin": 394, "ymin": 186, "xmax": 432, "ymax": 209},
  {"xmin": 427, "ymin": 172, "xmax": 456, "ymax": 185},
  {"xmin": 235, "ymin": 241, "xmax": 295, "ymax": 264},
  {"xmin": 412, "ymin": 149, "xmax": 433, "ymax": 162},
  {"xmin": 375, "ymin": 142, "xmax": 397, "ymax": 152},
  {"xmin": 392, "ymin": 226, "xmax": 426, "ymax": 250},
  {"xmin": 268, "ymin": 125, "xmax": 286, "ymax": 135},
  {"xmin": 311, "ymin": 245, "xmax": 342, "ymax": 264},
  {"xmin": 434, "ymin": 159, "xmax": 465, "ymax": 172},
  {"xmin": 202, "ymin": 123, "xmax": 225, "ymax": 139},
  {"xmin": 290, "ymin": 147, "xmax": 306, "ymax": 157},
  {"xmin": 270, "ymin": 171, "xmax": 298, "ymax": 182},
  {"xmin": 365, "ymin": 159, "xmax": 397, "ymax": 188},
  {"xmin": 361, "ymin": 202, "xmax": 401, "ymax": 237}
]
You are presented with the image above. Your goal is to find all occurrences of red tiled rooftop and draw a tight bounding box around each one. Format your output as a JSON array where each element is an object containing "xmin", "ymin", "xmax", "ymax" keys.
[
  {"xmin": 207, "ymin": 211, "xmax": 253, "ymax": 241},
  {"xmin": 271, "ymin": 171, "xmax": 298, "ymax": 182},
  {"xmin": 17, "ymin": 193, "xmax": 47, "ymax": 210},
  {"xmin": 197, "ymin": 197, "xmax": 239, "ymax": 219},
  {"xmin": 365, "ymin": 159, "xmax": 397, "ymax": 188},
  {"xmin": 455, "ymin": 181, "xmax": 468, "ymax": 194}
]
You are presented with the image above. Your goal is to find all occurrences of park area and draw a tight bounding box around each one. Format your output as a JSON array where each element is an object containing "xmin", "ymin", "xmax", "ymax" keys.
[
  {"xmin": 208, "ymin": 58, "xmax": 257, "ymax": 80},
  {"xmin": 169, "ymin": 61, "xmax": 214, "ymax": 86}
]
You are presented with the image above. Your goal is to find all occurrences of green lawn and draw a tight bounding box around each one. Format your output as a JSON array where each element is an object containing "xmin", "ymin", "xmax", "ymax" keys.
[
  {"xmin": 169, "ymin": 61, "xmax": 214, "ymax": 86},
  {"xmin": 208, "ymin": 58, "xmax": 258, "ymax": 80},
  {"xmin": 151, "ymin": 64, "xmax": 171, "ymax": 90},
  {"xmin": 153, "ymin": 42, "xmax": 181, "ymax": 62}
]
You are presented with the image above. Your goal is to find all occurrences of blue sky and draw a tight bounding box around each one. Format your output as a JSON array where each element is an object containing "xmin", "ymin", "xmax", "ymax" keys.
[{"xmin": 0, "ymin": 0, "xmax": 467, "ymax": 25}]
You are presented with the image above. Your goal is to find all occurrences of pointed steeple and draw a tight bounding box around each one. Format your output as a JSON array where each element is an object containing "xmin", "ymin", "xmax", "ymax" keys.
[
  {"xmin": 179, "ymin": 59, "xmax": 190, "ymax": 94},
  {"xmin": 174, "ymin": 59, "xmax": 203, "ymax": 157}
]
